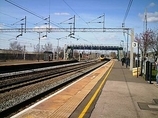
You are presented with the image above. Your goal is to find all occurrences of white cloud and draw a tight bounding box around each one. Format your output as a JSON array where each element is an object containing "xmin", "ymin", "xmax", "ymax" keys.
[
  {"xmin": 0, "ymin": 23, "xmax": 6, "ymax": 29},
  {"xmin": 33, "ymin": 24, "xmax": 53, "ymax": 32},
  {"xmin": 148, "ymin": 2, "xmax": 156, "ymax": 7},
  {"xmin": 54, "ymin": 12, "xmax": 70, "ymax": 16},
  {"xmin": 139, "ymin": 12, "xmax": 158, "ymax": 22},
  {"xmin": 147, "ymin": 12, "xmax": 158, "ymax": 22}
]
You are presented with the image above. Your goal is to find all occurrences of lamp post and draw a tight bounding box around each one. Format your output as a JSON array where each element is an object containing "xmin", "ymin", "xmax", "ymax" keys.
[
  {"xmin": 56, "ymin": 36, "xmax": 67, "ymax": 60},
  {"xmin": 37, "ymin": 32, "xmax": 42, "ymax": 62},
  {"xmin": 123, "ymin": 29, "xmax": 134, "ymax": 70},
  {"xmin": 56, "ymin": 38, "xmax": 61, "ymax": 60},
  {"xmin": 37, "ymin": 32, "xmax": 47, "ymax": 62},
  {"xmin": 121, "ymin": 40, "xmax": 125, "ymax": 56},
  {"xmin": 120, "ymin": 40, "xmax": 124, "ymax": 48}
]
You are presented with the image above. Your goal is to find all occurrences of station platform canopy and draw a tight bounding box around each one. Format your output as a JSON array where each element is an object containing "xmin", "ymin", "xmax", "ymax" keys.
[{"xmin": 66, "ymin": 45, "xmax": 123, "ymax": 50}]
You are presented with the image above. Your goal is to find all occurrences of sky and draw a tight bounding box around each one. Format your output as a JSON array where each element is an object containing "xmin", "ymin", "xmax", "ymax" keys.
[{"xmin": 0, "ymin": 0, "xmax": 158, "ymax": 52}]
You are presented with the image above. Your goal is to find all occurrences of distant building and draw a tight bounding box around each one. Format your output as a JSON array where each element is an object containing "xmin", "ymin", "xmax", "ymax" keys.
[{"xmin": 43, "ymin": 51, "xmax": 53, "ymax": 61}]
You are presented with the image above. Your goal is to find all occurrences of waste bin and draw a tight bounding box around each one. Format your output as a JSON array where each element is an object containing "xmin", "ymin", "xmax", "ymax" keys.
[{"xmin": 145, "ymin": 61, "xmax": 152, "ymax": 83}]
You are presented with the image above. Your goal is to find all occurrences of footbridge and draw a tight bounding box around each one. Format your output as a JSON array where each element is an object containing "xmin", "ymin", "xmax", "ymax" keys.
[
  {"xmin": 66, "ymin": 45, "xmax": 123, "ymax": 50},
  {"xmin": 65, "ymin": 45, "xmax": 123, "ymax": 61}
]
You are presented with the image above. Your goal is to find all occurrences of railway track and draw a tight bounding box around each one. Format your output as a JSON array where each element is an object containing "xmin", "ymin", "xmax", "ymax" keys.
[
  {"xmin": 0, "ymin": 60, "xmax": 108, "ymax": 117},
  {"xmin": 0, "ymin": 61, "xmax": 89, "ymax": 92}
]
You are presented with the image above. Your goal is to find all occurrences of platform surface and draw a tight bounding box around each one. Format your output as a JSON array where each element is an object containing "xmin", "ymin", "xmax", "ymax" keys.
[
  {"xmin": 90, "ymin": 61, "xmax": 158, "ymax": 118},
  {"xmin": 11, "ymin": 60, "xmax": 158, "ymax": 118}
]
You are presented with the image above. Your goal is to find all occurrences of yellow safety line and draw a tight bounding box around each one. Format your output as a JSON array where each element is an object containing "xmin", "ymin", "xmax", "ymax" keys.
[{"xmin": 78, "ymin": 61, "xmax": 114, "ymax": 118}]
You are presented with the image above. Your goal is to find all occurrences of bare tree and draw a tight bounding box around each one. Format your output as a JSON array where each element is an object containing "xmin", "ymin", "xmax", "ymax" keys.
[
  {"xmin": 41, "ymin": 42, "xmax": 53, "ymax": 52},
  {"xmin": 9, "ymin": 41, "xmax": 23, "ymax": 52},
  {"xmin": 135, "ymin": 29, "xmax": 157, "ymax": 76},
  {"xmin": 149, "ymin": 29, "xmax": 158, "ymax": 56},
  {"xmin": 33, "ymin": 44, "xmax": 39, "ymax": 53},
  {"xmin": 135, "ymin": 29, "xmax": 153, "ymax": 58}
]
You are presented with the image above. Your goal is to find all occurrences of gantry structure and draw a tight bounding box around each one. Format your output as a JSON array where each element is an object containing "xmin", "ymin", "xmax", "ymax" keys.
[
  {"xmin": 0, "ymin": 27, "xmax": 130, "ymax": 33},
  {"xmin": 0, "ymin": 27, "xmax": 134, "ymax": 70}
]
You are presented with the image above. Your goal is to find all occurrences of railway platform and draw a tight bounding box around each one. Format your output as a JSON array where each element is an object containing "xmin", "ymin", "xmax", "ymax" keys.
[
  {"xmin": 0, "ymin": 60, "xmax": 44, "ymax": 66},
  {"xmin": 90, "ymin": 60, "xmax": 158, "ymax": 118},
  {"xmin": 11, "ymin": 60, "xmax": 158, "ymax": 118}
]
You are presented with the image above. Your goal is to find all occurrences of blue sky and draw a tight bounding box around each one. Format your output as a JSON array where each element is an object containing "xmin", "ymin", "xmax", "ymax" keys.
[{"xmin": 0, "ymin": 0, "xmax": 158, "ymax": 52}]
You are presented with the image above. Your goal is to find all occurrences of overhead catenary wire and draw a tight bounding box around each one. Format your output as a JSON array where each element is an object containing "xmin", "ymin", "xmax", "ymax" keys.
[
  {"xmin": 5, "ymin": 0, "xmax": 74, "ymax": 38},
  {"xmin": 62, "ymin": 0, "xmax": 100, "ymax": 44},
  {"xmin": 5, "ymin": 0, "xmax": 102, "ymax": 45},
  {"xmin": 122, "ymin": 0, "xmax": 133, "ymax": 27},
  {"xmin": 87, "ymin": 14, "xmax": 104, "ymax": 23},
  {"xmin": 5, "ymin": 0, "xmax": 62, "ymax": 28},
  {"xmin": 2, "ymin": 1, "xmax": 75, "ymax": 50},
  {"xmin": 0, "ymin": 11, "xmax": 23, "ymax": 27},
  {"xmin": 0, "ymin": 11, "xmax": 18, "ymax": 20},
  {"xmin": 122, "ymin": 0, "xmax": 133, "ymax": 57},
  {"xmin": 5, "ymin": 0, "xmax": 45, "ymax": 19},
  {"xmin": 0, "ymin": 11, "xmax": 39, "ymax": 28},
  {"xmin": 11, "ymin": 18, "xmax": 25, "ymax": 25},
  {"xmin": 59, "ymin": 17, "xmax": 74, "ymax": 24}
]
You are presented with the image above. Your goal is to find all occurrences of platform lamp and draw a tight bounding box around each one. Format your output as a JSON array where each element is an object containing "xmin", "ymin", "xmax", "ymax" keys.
[{"xmin": 120, "ymin": 40, "xmax": 124, "ymax": 57}]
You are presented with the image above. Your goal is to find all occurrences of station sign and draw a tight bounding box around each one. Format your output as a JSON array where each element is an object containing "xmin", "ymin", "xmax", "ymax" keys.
[{"xmin": 132, "ymin": 42, "xmax": 138, "ymax": 48}]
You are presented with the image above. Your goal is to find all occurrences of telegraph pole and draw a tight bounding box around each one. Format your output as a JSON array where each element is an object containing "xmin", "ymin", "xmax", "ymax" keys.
[
  {"xmin": 24, "ymin": 16, "xmax": 26, "ymax": 33},
  {"xmin": 37, "ymin": 32, "xmax": 42, "ymax": 62},
  {"xmin": 127, "ymin": 29, "xmax": 129, "ymax": 56},
  {"xmin": 48, "ymin": 15, "xmax": 50, "ymax": 33},
  {"xmin": 73, "ymin": 15, "xmax": 75, "ymax": 35},
  {"xmin": 103, "ymin": 13, "xmax": 105, "ymax": 32},
  {"xmin": 23, "ymin": 45, "xmax": 26, "ymax": 60},
  {"xmin": 57, "ymin": 38, "xmax": 60, "ymax": 60}
]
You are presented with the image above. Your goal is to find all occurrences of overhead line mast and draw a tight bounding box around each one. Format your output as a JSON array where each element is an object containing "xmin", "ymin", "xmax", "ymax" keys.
[{"xmin": 144, "ymin": 8, "xmax": 148, "ymax": 31}]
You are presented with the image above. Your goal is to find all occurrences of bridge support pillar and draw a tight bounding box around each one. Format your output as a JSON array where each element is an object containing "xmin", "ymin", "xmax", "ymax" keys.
[
  {"xmin": 130, "ymin": 29, "xmax": 134, "ymax": 71},
  {"xmin": 65, "ymin": 46, "xmax": 73, "ymax": 60}
]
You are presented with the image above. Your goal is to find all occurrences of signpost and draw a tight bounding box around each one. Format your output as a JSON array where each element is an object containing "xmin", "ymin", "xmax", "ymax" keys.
[
  {"xmin": 132, "ymin": 41, "xmax": 139, "ymax": 78},
  {"xmin": 132, "ymin": 42, "xmax": 138, "ymax": 48}
]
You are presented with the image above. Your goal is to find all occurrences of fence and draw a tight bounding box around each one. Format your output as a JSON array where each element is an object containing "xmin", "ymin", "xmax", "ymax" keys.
[{"xmin": 0, "ymin": 53, "xmax": 44, "ymax": 61}]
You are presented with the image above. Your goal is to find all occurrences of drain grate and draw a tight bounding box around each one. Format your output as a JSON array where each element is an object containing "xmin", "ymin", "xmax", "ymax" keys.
[
  {"xmin": 137, "ymin": 99, "xmax": 158, "ymax": 111},
  {"xmin": 153, "ymin": 99, "xmax": 158, "ymax": 104}
]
